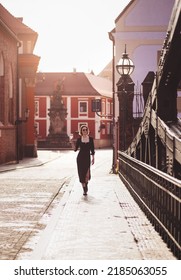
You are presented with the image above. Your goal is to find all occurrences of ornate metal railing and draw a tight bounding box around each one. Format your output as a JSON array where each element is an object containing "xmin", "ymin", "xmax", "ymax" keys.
[{"xmin": 118, "ymin": 151, "xmax": 181, "ymax": 259}]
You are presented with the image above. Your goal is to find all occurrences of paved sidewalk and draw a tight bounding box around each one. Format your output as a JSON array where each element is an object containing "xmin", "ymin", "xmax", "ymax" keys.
[
  {"xmin": 28, "ymin": 160, "xmax": 176, "ymax": 260},
  {"xmin": 0, "ymin": 150, "xmax": 61, "ymax": 172}
]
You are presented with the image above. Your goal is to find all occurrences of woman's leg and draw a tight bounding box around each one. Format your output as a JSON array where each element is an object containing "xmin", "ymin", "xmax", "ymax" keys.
[
  {"xmin": 84, "ymin": 169, "xmax": 90, "ymax": 193},
  {"xmin": 79, "ymin": 165, "xmax": 90, "ymax": 195},
  {"xmin": 82, "ymin": 183, "xmax": 87, "ymax": 195}
]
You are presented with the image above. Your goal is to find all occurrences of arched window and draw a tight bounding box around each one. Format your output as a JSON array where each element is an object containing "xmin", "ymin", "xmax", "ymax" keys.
[
  {"xmin": 8, "ymin": 65, "xmax": 14, "ymax": 124},
  {"xmin": 0, "ymin": 52, "xmax": 5, "ymax": 124}
]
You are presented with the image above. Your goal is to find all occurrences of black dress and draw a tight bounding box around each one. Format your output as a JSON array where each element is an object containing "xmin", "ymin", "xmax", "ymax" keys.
[{"xmin": 75, "ymin": 136, "xmax": 95, "ymax": 183}]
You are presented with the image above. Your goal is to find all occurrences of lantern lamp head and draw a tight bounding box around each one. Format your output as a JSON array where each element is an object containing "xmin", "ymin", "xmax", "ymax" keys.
[{"xmin": 116, "ymin": 45, "xmax": 135, "ymax": 76}]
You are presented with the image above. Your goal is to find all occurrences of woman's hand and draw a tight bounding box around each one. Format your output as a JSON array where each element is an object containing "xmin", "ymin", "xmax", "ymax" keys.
[
  {"xmin": 70, "ymin": 139, "xmax": 76, "ymax": 150},
  {"xmin": 91, "ymin": 155, "xmax": 95, "ymax": 165}
]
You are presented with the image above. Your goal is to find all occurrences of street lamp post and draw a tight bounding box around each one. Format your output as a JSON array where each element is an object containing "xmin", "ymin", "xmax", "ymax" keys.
[{"xmin": 116, "ymin": 45, "xmax": 135, "ymax": 151}]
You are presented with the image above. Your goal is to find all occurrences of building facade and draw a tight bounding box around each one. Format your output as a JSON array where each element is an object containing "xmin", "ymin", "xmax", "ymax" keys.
[
  {"xmin": 108, "ymin": 0, "xmax": 176, "ymax": 171},
  {"xmin": 0, "ymin": 8, "xmax": 18, "ymax": 164},
  {"xmin": 0, "ymin": 4, "xmax": 40, "ymax": 164},
  {"xmin": 35, "ymin": 72, "xmax": 113, "ymax": 148},
  {"xmin": 111, "ymin": 0, "xmax": 175, "ymax": 118}
]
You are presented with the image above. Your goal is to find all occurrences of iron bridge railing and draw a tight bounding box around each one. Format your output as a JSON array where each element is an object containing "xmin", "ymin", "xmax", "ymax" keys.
[{"xmin": 118, "ymin": 151, "xmax": 181, "ymax": 259}]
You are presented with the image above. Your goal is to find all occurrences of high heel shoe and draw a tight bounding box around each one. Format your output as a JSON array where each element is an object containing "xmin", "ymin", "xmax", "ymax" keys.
[{"xmin": 83, "ymin": 190, "xmax": 87, "ymax": 196}]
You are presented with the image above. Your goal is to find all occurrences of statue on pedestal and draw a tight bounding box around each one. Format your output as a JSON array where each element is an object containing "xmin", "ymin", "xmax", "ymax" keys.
[{"xmin": 46, "ymin": 79, "xmax": 70, "ymax": 148}]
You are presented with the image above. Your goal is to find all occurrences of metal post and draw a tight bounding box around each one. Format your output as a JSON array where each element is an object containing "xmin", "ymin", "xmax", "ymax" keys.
[
  {"xmin": 109, "ymin": 31, "xmax": 116, "ymax": 173},
  {"xmin": 155, "ymin": 72, "xmax": 158, "ymax": 169},
  {"xmin": 15, "ymin": 43, "xmax": 20, "ymax": 163}
]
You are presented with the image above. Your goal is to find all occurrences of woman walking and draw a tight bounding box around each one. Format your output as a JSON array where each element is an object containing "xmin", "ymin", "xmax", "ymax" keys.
[{"xmin": 72, "ymin": 125, "xmax": 95, "ymax": 195}]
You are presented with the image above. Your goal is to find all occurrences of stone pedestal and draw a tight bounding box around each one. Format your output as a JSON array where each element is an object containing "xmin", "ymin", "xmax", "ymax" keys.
[{"xmin": 44, "ymin": 133, "xmax": 71, "ymax": 148}]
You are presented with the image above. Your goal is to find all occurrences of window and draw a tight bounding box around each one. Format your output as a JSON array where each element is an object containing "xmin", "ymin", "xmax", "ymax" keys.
[
  {"xmin": 79, "ymin": 101, "xmax": 88, "ymax": 117},
  {"xmin": 102, "ymin": 101, "xmax": 105, "ymax": 115},
  {"xmin": 27, "ymin": 41, "xmax": 32, "ymax": 54},
  {"xmin": 111, "ymin": 102, "xmax": 113, "ymax": 115},
  {"xmin": 79, "ymin": 101, "xmax": 87, "ymax": 112},
  {"xmin": 0, "ymin": 75, "xmax": 4, "ymax": 124},
  {"xmin": 8, "ymin": 66, "xmax": 13, "ymax": 124},
  {"xmin": 0, "ymin": 53, "xmax": 4, "ymax": 124},
  {"xmin": 107, "ymin": 102, "xmax": 110, "ymax": 116},
  {"xmin": 35, "ymin": 101, "xmax": 39, "ymax": 117}
]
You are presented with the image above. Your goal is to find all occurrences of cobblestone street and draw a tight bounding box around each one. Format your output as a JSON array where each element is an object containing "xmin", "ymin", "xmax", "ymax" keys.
[{"xmin": 0, "ymin": 150, "xmax": 75, "ymax": 260}]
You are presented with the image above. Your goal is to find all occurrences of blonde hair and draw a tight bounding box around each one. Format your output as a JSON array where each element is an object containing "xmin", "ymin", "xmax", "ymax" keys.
[{"xmin": 79, "ymin": 125, "xmax": 89, "ymax": 136}]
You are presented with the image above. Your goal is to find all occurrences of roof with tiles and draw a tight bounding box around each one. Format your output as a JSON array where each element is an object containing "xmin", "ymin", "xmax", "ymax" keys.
[
  {"xmin": 35, "ymin": 72, "xmax": 112, "ymax": 98},
  {"xmin": 0, "ymin": 4, "xmax": 37, "ymax": 36}
]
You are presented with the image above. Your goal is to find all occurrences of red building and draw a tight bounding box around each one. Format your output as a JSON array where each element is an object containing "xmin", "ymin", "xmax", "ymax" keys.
[
  {"xmin": 0, "ymin": 4, "xmax": 40, "ymax": 164},
  {"xmin": 35, "ymin": 72, "xmax": 113, "ymax": 148}
]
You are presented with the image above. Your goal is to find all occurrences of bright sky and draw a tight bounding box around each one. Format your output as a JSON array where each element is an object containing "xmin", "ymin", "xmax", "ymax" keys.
[{"xmin": 1, "ymin": 0, "xmax": 130, "ymax": 74}]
